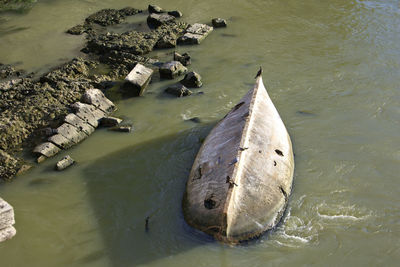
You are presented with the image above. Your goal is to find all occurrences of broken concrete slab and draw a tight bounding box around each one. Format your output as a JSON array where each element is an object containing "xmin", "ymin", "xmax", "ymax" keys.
[
  {"xmin": 55, "ymin": 123, "xmax": 88, "ymax": 145},
  {"xmin": 81, "ymin": 89, "xmax": 115, "ymax": 114},
  {"xmin": 56, "ymin": 155, "xmax": 75, "ymax": 171},
  {"xmin": 33, "ymin": 142, "xmax": 61, "ymax": 158},
  {"xmin": 100, "ymin": 116, "xmax": 122, "ymax": 127},
  {"xmin": 159, "ymin": 61, "xmax": 187, "ymax": 79},
  {"xmin": 0, "ymin": 226, "xmax": 16, "ymax": 242},
  {"xmin": 178, "ymin": 23, "xmax": 213, "ymax": 45},
  {"xmin": 48, "ymin": 133, "xmax": 75, "ymax": 149},
  {"xmin": 71, "ymin": 102, "xmax": 106, "ymax": 128},
  {"xmin": 123, "ymin": 63, "xmax": 154, "ymax": 96},
  {"xmin": 0, "ymin": 197, "xmax": 16, "ymax": 243},
  {"xmin": 64, "ymin": 113, "xmax": 95, "ymax": 136}
]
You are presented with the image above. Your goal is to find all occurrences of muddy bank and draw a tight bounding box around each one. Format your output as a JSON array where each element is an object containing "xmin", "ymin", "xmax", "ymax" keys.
[{"xmin": 0, "ymin": 6, "xmax": 196, "ymax": 180}]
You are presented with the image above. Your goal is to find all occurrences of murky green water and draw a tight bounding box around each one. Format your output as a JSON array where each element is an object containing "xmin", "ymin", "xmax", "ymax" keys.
[{"xmin": 1, "ymin": 0, "xmax": 399, "ymax": 266}]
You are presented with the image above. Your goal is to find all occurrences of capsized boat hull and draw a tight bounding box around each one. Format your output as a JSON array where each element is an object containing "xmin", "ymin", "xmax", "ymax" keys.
[{"xmin": 182, "ymin": 75, "xmax": 294, "ymax": 243}]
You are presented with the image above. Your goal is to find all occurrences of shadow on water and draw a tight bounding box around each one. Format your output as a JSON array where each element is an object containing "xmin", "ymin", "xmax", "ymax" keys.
[{"xmin": 82, "ymin": 123, "xmax": 217, "ymax": 266}]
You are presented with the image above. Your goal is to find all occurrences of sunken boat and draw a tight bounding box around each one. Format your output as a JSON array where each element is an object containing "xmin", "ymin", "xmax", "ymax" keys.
[{"xmin": 183, "ymin": 72, "xmax": 294, "ymax": 243}]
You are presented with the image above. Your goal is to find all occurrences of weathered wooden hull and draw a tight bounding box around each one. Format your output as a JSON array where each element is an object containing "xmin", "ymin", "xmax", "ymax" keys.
[{"xmin": 182, "ymin": 76, "xmax": 294, "ymax": 243}]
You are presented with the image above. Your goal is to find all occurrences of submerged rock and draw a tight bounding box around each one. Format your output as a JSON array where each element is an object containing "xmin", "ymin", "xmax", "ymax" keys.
[
  {"xmin": 0, "ymin": 0, "xmax": 35, "ymax": 12},
  {"xmin": 85, "ymin": 7, "xmax": 142, "ymax": 26},
  {"xmin": 186, "ymin": 117, "xmax": 202, "ymax": 123},
  {"xmin": 109, "ymin": 125, "xmax": 133, "ymax": 133},
  {"xmin": 212, "ymin": 18, "xmax": 227, "ymax": 28},
  {"xmin": 0, "ymin": 198, "xmax": 16, "ymax": 243},
  {"xmin": 180, "ymin": 71, "xmax": 202, "ymax": 88},
  {"xmin": 165, "ymin": 84, "xmax": 192, "ymax": 97},
  {"xmin": 66, "ymin": 24, "xmax": 88, "ymax": 35},
  {"xmin": 159, "ymin": 61, "xmax": 187, "ymax": 79},
  {"xmin": 56, "ymin": 155, "xmax": 75, "ymax": 171},
  {"xmin": 66, "ymin": 8, "xmax": 142, "ymax": 35},
  {"xmin": 174, "ymin": 52, "xmax": 191, "ymax": 66}
]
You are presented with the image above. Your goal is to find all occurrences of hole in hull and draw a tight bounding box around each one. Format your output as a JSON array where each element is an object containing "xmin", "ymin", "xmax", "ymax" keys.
[{"xmin": 275, "ymin": 149, "xmax": 284, "ymax": 156}]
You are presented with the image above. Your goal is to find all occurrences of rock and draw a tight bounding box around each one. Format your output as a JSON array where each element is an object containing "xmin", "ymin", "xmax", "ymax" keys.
[
  {"xmin": 85, "ymin": 8, "xmax": 141, "ymax": 26},
  {"xmin": 155, "ymin": 34, "xmax": 177, "ymax": 49},
  {"xmin": 159, "ymin": 61, "xmax": 187, "ymax": 79},
  {"xmin": 64, "ymin": 113, "xmax": 95, "ymax": 136},
  {"xmin": 109, "ymin": 125, "xmax": 133, "ymax": 133},
  {"xmin": 186, "ymin": 117, "xmax": 202, "ymax": 123},
  {"xmin": 174, "ymin": 52, "xmax": 191, "ymax": 66},
  {"xmin": 55, "ymin": 123, "xmax": 88, "ymax": 144},
  {"xmin": 66, "ymin": 24, "xmax": 88, "ymax": 35},
  {"xmin": 0, "ymin": 197, "xmax": 16, "ymax": 243},
  {"xmin": 180, "ymin": 71, "xmax": 202, "ymax": 88},
  {"xmin": 71, "ymin": 102, "xmax": 106, "ymax": 128},
  {"xmin": 83, "ymin": 19, "xmax": 188, "ymax": 56},
  {"xmin": 81, "ymin": 89, "xmax": 115, "ymax": 114},
  {"xmin": 178, "ymin": 23, "xmax": 213, "ymax": 45},
  {"xmin": 148, "ymin": 4, "xmax": 164, "ymax": 14},
  {"xmin": 212, "ymin": 18, "xmax": 227, "ymax": 28},
  {"xmin": 56, "ymin": 155, "xmax": 75, "ymax": 171},
  {"xmin": 33, "ymin": 142, "xmax": 61, "ymax": 159},
  {"xmin": 123, "ymin": 63, "xmax": 154, "ymax": 96},
  {"xmin": 0, "ymin": 150, "xmax": 20, "ymax": 180},
  {"xmin": 0, "ymin": 64, "xmax": 24, "ymax": 79},
  {"xmin": 165, "ymin": 84, "xmax": 192, "ymax": 97},
  {"xmin": 0, "ymin": 79, "xmax": 23, "ymax": 91},
  {"xmin": 147, "ymin": 13, "xmax": 175, "ymax": 28},
  {"xmin": 168, "ymin": 10, "xmax": 183, "ymax": 18},
  {"xmin": 100, "ymin": 117, "xmax": 122, "ymax": 127}
]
